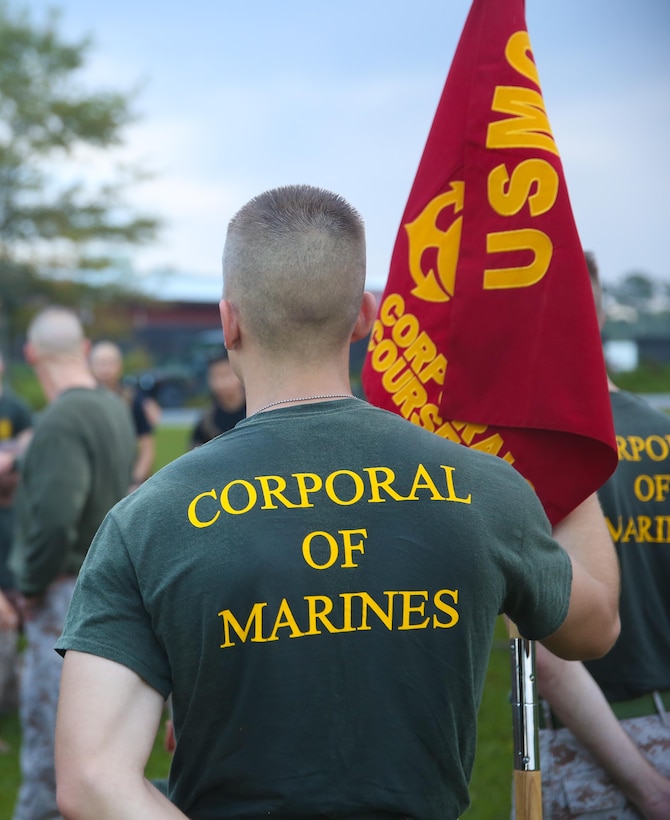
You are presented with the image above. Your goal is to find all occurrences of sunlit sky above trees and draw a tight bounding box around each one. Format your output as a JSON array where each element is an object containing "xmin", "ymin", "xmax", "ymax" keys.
[{"xmin": 26, "ymin": 0, "xmax": 670, "ymax": 300}]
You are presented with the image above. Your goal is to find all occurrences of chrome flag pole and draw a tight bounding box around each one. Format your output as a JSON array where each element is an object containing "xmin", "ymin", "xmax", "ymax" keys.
[{"xmin": 509, "ymin": 624, "xmax": 542, "ymax": 818}]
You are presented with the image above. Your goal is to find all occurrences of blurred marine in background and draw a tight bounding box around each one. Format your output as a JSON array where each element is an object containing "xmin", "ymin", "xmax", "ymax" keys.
[
  {"xmin": 190, "ymin": 349, "xmax": 245, "ymax": 448},
  {"xmin": 532, "ymin": 253, "xmax": 670, "ymax": 820},
  {"xmin": 7, "ymin": 307, "xmax": 135, "ymax": 820}
]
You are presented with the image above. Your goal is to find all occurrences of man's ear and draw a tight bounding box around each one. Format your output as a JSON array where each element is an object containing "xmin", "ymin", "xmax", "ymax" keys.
[
  {"xmin": 350, "ymin": 291, "xmax": 377, "ymax": 343},
  {"xmin": 219, "ymin": 299, "xmax": 241, "ymax": 350}
]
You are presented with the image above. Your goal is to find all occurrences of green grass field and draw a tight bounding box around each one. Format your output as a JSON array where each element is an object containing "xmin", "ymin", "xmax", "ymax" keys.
[{"xmin": 0, "ymin": 424, "xmax": 514, "ymax": 817}]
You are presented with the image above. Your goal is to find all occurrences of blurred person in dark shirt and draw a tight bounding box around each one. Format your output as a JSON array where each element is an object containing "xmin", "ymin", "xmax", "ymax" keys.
[
  {"xmin": 90, "ymin": 340, "xmax": 161, "ymax": 490},
  {"xmin": 190, "ymin": 349, "xmax": 245, "ymax": 448}
]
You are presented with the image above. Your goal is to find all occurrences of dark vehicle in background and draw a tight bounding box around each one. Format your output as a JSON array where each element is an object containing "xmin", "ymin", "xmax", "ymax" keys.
[
  {"xmin": 122, "ymin": 330, "xmax": 228, "ymax": 408},
  {"xmin": 122, "ymin": 365, "xmax": 203, "ymax": 409}
]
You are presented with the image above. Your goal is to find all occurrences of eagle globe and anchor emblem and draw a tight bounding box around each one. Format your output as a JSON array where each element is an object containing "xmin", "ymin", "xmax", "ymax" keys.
[{"xmin": 404, "ymin": 180, "xmax": 464, "ymax": 304}]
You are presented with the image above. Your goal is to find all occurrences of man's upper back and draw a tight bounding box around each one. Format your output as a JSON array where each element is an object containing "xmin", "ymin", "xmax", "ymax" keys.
[
  {"xmin": 585, "ymin": 389, "xmax": 670, "ymax": 699},
  {"xmin": 59, "ymin": 398, "xmax": 571, "ymax": 819},
  {"xmin": 12, "ymin": 386, "xmax": 135, "ymax": 593}
]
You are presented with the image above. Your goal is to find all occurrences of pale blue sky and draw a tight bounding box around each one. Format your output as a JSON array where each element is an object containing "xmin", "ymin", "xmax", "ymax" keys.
[{"xmin": 28, "ymin": 0, "xmax": 670, "ymax": 300}]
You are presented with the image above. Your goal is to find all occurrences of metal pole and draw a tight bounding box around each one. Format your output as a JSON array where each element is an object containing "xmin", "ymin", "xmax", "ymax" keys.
[{"xmin": 509, "ymin": 628, "xmax": 542, "ymax": 818}]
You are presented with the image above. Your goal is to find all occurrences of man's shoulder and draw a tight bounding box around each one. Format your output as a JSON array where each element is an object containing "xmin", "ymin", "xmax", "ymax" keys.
[
  {"xmin": 359, "ymin": 402, "xmax": 510, "ymax": 456},
  {"xmin": 37, "ymin": 389, "xmax": 132, "ymax": 446},
  {"xmin": 51, "ymin": 386, "xmax": 126, "ymax": 418},
  {"xmin": 612, "ymin": 390, "xmax": 670, "ymax": 432}
]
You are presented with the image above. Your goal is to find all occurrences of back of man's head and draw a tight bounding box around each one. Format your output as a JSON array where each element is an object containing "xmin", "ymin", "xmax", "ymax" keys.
[
  {"xmin": 27, "ymin": 307, "xmax": 85, "ymax": 361},
  {"xmin": 584, "ymin": 251, "xmax": 605, "ymax": 330},
  {"xmin": 222, "ymin": 184, "xmax": 366, "ymax": 359}
]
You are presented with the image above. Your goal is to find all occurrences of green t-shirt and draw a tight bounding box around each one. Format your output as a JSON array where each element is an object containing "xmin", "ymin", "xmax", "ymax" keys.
[
  {"xmin": 585, "ymin": 390, "xmax": 670, "ymax": 700},
  {"xmin": 11, "ymin": 386, "xmax": 136, "ymax": 596},
  {"xmin": 57, "ymin": 399, "xmax": 571, "ymax": 819}
]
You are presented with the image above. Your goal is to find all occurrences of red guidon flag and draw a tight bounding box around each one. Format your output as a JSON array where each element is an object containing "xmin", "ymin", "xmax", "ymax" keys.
[{"xmin": 361, "ymin": 0, "xmax": 617, "ymax": 525}]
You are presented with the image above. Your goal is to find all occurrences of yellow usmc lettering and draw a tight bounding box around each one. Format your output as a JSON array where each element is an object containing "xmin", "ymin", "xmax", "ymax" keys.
[{"xmin": 484, "ymin": 31, "xmax": 558, "ymax": 292}]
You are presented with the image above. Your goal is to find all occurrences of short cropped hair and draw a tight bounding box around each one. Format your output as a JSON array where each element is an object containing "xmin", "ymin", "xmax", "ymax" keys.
[
  {"xmin": 222, "ymin": 185, "xmax": 366, "ymax": 358},
  {"xmin": 584, "ymin": 250, "xmax": 605, "ymax": 327},
  {"xmin": 27, "ymin": 307, "xmax": 84, "ymax": 359},
  {"xmin": 584, "ymin": 251, "xmax": 599, "ymax": 285}
]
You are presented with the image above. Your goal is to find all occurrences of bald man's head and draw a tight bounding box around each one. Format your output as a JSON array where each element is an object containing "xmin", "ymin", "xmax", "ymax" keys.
[{"xmin": 27, "ymin": 307, "xmax": 85, "ymax": 361}]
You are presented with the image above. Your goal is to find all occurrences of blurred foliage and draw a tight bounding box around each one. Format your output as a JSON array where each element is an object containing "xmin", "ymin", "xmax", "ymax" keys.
[
  {"xmin": 603, "ymin": 271, "xmax": 670, "ymax": 339},
  {"xmin": 0, "ymin": 0, "xmax": 160, "ymax": 356},
  {"xmin": 614, "ymin": 271, "xmax": 655, "ymax": 305},
  {"xmin": 5, "ymin": 361, "xmax": 44, "ymax": 410}
]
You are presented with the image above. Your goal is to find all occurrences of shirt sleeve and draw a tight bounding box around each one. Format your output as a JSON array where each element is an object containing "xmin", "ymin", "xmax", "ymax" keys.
[
  {"xmin": 499, "ymin": 475, "xmax": 573, "ymax": 641},
  {"xmin": 14, "ymin": 429, "xmax": 91, "ymax": 595},
  {"xmin": 132, "ymin": 392, "xmax": 154, "ymax": 436}
]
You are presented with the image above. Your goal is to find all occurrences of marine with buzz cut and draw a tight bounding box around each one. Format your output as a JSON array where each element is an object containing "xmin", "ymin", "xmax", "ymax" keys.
[{"xmin": 55, "ymin": 184, "xmax": 620, "ymax": 819}]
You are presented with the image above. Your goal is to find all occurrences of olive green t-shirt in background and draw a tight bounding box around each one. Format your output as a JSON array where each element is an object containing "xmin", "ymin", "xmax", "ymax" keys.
[
  {"xmin": 585, "ymin": 389, "xmax": 670, "ymax": 700},
  {"xmin": 11, "ymin": 386, "xmax": 136, "ymax": 595}
]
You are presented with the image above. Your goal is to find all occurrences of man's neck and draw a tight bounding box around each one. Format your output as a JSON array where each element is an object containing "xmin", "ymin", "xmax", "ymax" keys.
[
  {"xmin": 240, "ymin": 349, "xmax": 353, "ymax": 417},
  {"xmin": 39, "ymin": 365, "xmax": 98, "ymax": 404}
]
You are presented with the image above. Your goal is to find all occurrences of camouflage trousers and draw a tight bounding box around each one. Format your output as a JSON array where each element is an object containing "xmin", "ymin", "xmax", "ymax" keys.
[
  {"xmin": 0, "ymin": 621, "xmax": 19, "ymax": 714},
  {"xmin": 536, "ymin": 712, "xmax": 670, "ymax": 819},
  {"xmin": 13, "ymin": 577, "xmax": 76, "ymax": 820}
]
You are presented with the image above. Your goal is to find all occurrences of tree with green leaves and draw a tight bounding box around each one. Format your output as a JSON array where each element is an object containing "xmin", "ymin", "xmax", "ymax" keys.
[{"xmin": 0, "ymin": 0, "xmax": 160, "ymax": 358}]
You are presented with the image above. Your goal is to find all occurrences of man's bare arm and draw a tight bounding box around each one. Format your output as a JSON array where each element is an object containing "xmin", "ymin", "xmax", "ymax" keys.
[
  {"xmin": 56, "ymin": 650, "xmax": 186, "ymax": 819},
  {"xmin": 540, "ymin": 493, "xmax": 620, "ymax": 660},
  {"xmin": 132, "ymin": 433, "xmax": 156, "ymax": 487}
]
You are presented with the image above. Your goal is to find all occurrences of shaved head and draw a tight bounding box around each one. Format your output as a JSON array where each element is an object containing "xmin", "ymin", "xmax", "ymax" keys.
[
  {"xmin": 27, "ymin": 307, "xmax": 85, "ymax": 360},
  {"xmin": 223, "ymin": 185, "xmax": 366, "ymax": 359}
]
